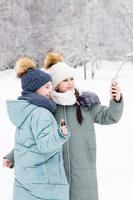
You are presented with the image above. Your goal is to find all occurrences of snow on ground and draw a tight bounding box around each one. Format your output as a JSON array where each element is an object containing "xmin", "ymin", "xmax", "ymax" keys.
[{"xmin": 0, "ymin": 60, "xmax": 133, "ymax": 200}]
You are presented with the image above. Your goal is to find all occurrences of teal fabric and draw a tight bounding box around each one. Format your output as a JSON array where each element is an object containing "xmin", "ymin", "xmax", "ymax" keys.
[
  {"xmin": 6, "ymin": 96, "xmax": 124, "ymax": 200},
  {"xmin": 6, "ymin": 100, "xmax": 69, "ymax": 200}
]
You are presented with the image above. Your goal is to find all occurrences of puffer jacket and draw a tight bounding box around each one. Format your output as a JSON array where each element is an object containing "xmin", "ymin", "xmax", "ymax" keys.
[{"xmin": 6, "ymin": 100, "xmax": 69, "ymax": 200}]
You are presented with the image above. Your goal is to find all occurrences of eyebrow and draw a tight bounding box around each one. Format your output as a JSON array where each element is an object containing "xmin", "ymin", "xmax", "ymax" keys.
[{"xmin": 63, "ymin": 77, "xmax": 73, "ymax": 80}]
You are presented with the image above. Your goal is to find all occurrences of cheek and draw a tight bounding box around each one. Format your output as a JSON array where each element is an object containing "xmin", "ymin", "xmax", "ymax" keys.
[
  {"xmin": 72, "ymin": 82, "xmax": 75, "ymax": 87},
  {"xmin": 57, "ymin": 85, "xmax": 66, "ymax": 92},
  {"xmin": 61, "ymin": 84, "xmax": 68, "ymax": 91},
  {"xmin": 42, "ymin": 90, "xmax": 47, "ymax": 95},
  {"xmin": 37, "ymin": 87, "xmax": 48, "ymax": 96},
  {"xmin": 57, "ymin": 84, "xmax": 63, "ymax": 89}
]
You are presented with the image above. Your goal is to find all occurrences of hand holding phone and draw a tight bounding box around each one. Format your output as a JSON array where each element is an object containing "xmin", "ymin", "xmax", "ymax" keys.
[{"xmin": 110, "ymin": 81, "xmax": 121, "ymax": 102}]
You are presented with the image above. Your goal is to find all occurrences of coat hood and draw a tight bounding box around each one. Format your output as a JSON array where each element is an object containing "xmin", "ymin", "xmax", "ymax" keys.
[
  {"xmin": 80, "ymin": 91, "xmax": 100, "ymax": 109},
  {"xmin": 6, "ymin": 100, "xmax": 37, "ymax": 127}
]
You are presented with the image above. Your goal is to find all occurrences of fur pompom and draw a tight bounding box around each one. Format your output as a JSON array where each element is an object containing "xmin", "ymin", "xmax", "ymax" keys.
[
  {"xmin": 16, "ymin": 56, "xmax": 36, "ymax": 77},
  {"xmin": 44, "ymin": 52, "xmax": 64, "ymax": 69}
]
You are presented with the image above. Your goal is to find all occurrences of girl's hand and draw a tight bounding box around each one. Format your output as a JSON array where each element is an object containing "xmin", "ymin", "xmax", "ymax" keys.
[
  {"xmin": 60, "ymin": 119, "xmax": 68, "ymax": 136},
  {"xmin": 3, "ymin": 158, "xmax": 13, "ymax": 168},
  {"xmin": 111, "ymin": 81, "xmax": 121, "ymax": 102}
]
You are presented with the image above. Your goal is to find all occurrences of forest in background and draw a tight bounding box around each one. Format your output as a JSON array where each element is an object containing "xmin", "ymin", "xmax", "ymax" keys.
[{"xmin": 0, "ymin": 0, "xmax": 133, "ymax": 70}]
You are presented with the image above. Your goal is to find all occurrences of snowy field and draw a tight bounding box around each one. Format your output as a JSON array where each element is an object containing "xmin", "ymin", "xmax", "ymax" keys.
[{"xmin": 0, "ymin": 60, "xmax": 133, "ymax": 200}]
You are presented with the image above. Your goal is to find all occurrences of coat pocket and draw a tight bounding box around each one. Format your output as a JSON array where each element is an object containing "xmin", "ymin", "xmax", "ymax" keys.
[
  {"xmin": 23, "ymin": 165, "xmax": 48, "ymax": 184},
  {"xmin": 46, "ymin": 154, "xmax": 68, "ymax": 184}
]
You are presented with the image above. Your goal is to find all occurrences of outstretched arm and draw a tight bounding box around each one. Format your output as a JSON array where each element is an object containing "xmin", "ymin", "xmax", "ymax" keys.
[{"xmin": 91, "ymin": 82, "xmax": 123, "ymax": 124}]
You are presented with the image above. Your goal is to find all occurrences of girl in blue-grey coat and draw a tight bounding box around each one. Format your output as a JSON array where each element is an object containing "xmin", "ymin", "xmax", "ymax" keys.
[
  {"xmin": 44, "ymin": 52, "xmax": 123, "ymax": 200},
  {"xmin": 6, "ymin": 57, "xmax": 70, "ymax": 200}
]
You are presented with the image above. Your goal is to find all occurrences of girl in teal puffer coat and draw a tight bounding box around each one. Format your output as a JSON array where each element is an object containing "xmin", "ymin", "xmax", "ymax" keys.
[{"xmin": 6, "ymin": 56, "xmax": 70, "ymax": 200}]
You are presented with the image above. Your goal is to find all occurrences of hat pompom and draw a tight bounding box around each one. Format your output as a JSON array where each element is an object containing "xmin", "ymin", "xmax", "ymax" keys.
[
  {"xmin": 44, "ymin": 52, "xmax": 64, "ymax": 69},
  {"xmin": 16, "ymin": 56, "xmax": 36, "ymax": 77}
]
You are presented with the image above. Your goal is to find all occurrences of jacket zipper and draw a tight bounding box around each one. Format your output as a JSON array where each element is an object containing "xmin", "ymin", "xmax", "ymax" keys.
[{"xmin": 63, "ymin": 106, "xmax": 71, "ymax": 185}]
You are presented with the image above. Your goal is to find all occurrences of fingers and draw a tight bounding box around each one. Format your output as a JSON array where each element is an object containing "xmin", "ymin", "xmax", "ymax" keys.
[
  {"xmin": 111, "ymin": 82, "xmax": 121, "ymax": 101},
  {"xmin": 111, "ymin": 84, "xmax": 121, "ymax": 94},
  {"xmin": 3, "ymin": 159, "xmax": 13, "ymax": 168},
  {"xmin": 61, "ymin": 126, "xmax": 68, "ymax": 135},
  {"xmin": 60, "ymin": 119, "xmax": 66, "ymax": 126},
  {"xmin": 60, "ymin": 119, "xmax": 68, "ymax": 136}
]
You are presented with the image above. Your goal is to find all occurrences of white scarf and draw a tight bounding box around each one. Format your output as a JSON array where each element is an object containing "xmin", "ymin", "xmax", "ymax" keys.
[{"xmin": 52, "ymin": 89, "xmax": 76, "ymax": 105}]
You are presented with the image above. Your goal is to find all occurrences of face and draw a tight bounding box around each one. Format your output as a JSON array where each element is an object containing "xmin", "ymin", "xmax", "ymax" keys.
[
  {"xmin": 56, "ymin": 77, "xmax": 75, "ymax": 93},
  {"xmin": 36, "ymin": 81, "xmax": 53, "ymax": 98}
]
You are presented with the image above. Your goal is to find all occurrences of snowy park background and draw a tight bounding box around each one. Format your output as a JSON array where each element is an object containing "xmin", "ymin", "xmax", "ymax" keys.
[
  {"xmin": 1, "ymin": 0, "xmax": 133, "ymax": 199},
  {"xmin": 0, "ymin": 60, "xmax": 133, "ymax": 200}
]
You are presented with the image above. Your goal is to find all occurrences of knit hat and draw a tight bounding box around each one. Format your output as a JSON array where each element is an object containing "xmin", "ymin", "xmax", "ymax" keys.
[
  {"xmin": 44, "ymin": 52, "xmax": 74, "ymax": 89},
  {"xmin": 16, "ymin": 56, "xmax": 52, "ymax": 92}
]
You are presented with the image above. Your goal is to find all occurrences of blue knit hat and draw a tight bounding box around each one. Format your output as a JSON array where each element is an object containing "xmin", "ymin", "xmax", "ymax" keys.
[{"xmin": 21, "ymin": 68, "xmax": 52, "ymax": 92}]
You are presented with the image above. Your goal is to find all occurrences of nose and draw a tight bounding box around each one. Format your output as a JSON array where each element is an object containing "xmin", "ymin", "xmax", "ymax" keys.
[
  {"xmin": 49, "ymin": 91, "xmax": 52, "ymax": 95},
  {"xmin": 68, "ymin": 79, "xmax": 72, "ymax": 84}
]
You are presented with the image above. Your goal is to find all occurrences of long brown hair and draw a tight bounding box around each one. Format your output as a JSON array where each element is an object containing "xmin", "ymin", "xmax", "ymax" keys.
[{"xmin": 75, "ymin": 89, "xmax": 84, "ymax": 125}]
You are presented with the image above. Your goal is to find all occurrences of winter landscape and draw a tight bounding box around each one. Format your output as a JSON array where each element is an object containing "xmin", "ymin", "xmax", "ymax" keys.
[{"xmin": 1, "ymin": 0, "xmax": 133, "ymax": 199}]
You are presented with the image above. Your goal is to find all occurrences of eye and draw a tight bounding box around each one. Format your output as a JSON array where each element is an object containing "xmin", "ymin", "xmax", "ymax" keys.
[
  {"xmin": 63, "ymin": 79, "xmax": 68, "ymax": 82},
  {"xmin": 70, "ymin": 77, "xmax": 74, "ymax": 81},
  {"xmin": 44, "ymin": 85, "xmax": 49, "ymax": 88}
]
